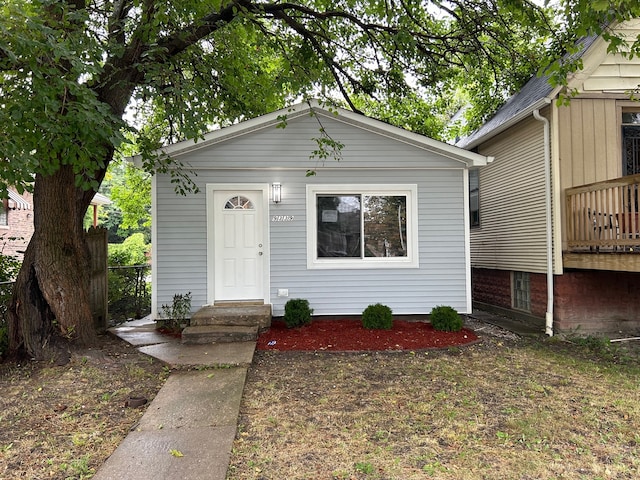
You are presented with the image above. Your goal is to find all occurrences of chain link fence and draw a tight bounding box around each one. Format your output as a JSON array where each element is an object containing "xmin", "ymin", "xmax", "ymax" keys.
[{"xmin": 108, "ymin": 264, "xmax": 151, "ymax": 324}]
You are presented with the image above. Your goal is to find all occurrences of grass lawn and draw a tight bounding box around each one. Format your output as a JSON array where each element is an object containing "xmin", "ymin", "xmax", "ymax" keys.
[
  {"xmin": 1, "ymin": 321, "xmax": 639, "ymax": 479},
  {"xmin": 227, "ymin": 333, "xmax": 640, "ymax": 479}
]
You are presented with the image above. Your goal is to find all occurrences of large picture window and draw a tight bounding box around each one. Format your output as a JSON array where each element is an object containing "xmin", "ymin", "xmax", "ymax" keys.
[{"xmin": 307, "ymin": 185, "xmax": 418, "ymax": 269}]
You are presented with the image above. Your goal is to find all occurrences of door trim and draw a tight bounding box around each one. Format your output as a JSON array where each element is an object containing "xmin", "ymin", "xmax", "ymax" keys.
[{"xmin": 206, "ymin": 183, "xmax": 270, "ymax": 304}]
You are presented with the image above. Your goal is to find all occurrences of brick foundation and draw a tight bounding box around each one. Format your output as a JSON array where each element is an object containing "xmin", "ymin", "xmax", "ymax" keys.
[
  {"xmin": 473, "ymin": 267, "xmax": 640, "ymax": 335},
  {"xmin": 554, "ymin": 270, "xmax": 640, "ymax": 334}
]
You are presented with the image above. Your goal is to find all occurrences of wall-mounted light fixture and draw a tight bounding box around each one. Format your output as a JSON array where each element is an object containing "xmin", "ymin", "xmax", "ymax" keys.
[{"xmin": 272, "ymin": 182, "xmax": 282, "ymax": 203}]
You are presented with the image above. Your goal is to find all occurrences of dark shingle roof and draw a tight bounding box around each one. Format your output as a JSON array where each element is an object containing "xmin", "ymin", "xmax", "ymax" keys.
[{"xmin": 457, "ymin": 35, "xmax": 600, "ymax": 149}]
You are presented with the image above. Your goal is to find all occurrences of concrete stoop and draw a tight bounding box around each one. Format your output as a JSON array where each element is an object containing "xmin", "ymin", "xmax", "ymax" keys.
[
  {"xmin": 182, "ymin": 302, "xmax": 271, "ymax": 345},
  {"xmin": 181, "ymin": 325, "xmax": 260, "ymax": 344}
]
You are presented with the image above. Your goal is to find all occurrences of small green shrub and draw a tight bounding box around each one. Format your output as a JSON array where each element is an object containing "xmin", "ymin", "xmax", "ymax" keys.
[
  {"xmin": 362, "ymin": 303, "xmax": 393, "ymax": 330},
  {"xmin": 0, "ymin": 251, "xmax": 20, "ymax": 358},
  {"xmin": 283, "ymin": 299, "xmax": 313, "ymax": 328},
  {"xmin": 159, "ymin": 292, "xmax": 192, "ymax": 330},
  {"xmin": 430, "ymin": 305, "xmax": 463, "ymax": 332}
]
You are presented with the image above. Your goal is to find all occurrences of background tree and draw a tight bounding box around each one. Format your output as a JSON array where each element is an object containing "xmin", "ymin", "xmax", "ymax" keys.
[
  {"xmin": 111, "ymin": 163, "xmax": 151, "ymax": 239},
  {"xmin": 95, "ymin": 159, "xmax": 152, "ymax": 243},
  {"xmin": 2, "ymin": 0, "xmax": 639, "ymax": 360}
]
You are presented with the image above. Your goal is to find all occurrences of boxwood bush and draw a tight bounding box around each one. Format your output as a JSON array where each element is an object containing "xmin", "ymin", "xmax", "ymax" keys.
[
  {"xmin": 430, "ymin": 305, "xmax": 463, "ymax": 332},
  {"xmin": 362, "ymin": 303, "xmax": 393, "ymax": 330},
  {"xmin": 283, "ymin": 298, "xmax": 313, "ymax": 328}
]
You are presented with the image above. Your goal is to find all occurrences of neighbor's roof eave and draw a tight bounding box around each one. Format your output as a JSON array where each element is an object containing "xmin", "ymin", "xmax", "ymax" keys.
[
  {"xmin": 90, "ymin": 192, "xmax": 111, "ymax": 206},
  {"xmin": 7, "ymin": 189, "xmax": 31, "ymax": 210}
]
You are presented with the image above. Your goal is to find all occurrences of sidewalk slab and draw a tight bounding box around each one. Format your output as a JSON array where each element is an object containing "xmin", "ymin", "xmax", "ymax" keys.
[
  {"xmin": 138, "ymin": 341, "xmax": 255, "ymax": 367},
  {"xmin": 138, "ymin": 369, "xmax": 247, "ymax": 430},
  {"xmin": 93, "ymin": 369, "xmax": 247, "ymax": 480},
  {"xmin": 109, "ymin": 321, "xmax": 174, "ymax": 346},
  {"xmin": 92, "ymin": 426, "xmax": 235, "ymax": 480}
]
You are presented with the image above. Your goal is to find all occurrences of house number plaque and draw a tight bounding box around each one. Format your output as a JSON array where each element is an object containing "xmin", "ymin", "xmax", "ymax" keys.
[{"xmin": 271, "ymin": 215, "xmax": 294, "ymax": 222}]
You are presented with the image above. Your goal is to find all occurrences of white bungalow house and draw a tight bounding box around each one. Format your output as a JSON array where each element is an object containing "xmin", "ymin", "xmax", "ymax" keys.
[
  {"xmin": 458, "ymin": 19, "xmax": 640, "ymax": 335},
  {"xmin": 143, "ymin": 101, "xmax": 491, "ymax": 342}
]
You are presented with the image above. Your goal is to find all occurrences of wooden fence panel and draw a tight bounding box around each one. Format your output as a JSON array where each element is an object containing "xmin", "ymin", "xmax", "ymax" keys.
[{"xmin": 86, "ymin": 226, "xmax": 108, "ymax": 331}]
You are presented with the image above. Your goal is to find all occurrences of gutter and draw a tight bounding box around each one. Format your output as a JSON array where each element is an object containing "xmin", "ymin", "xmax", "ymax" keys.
[{"xmin": 533, "ymin": 106, "xmax": 554, "ymax": 337}]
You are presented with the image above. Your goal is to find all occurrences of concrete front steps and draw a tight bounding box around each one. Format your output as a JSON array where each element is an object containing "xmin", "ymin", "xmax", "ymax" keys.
[{"xmin": 182, "ymin": 301, "xmax": 271, "ymax": 345}]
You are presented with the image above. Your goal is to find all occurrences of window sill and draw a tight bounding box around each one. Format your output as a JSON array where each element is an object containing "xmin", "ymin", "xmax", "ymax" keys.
[{"xmin": 308, "ymin": 258, "xmax": 419, "ymax": 270}]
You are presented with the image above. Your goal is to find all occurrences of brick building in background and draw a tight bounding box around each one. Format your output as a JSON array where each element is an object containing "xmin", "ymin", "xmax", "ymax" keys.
[
  {"xmin": 1, "ymin": 189, "xmax": 110, "ymax": 262},
  {"xmin": 1, "ymin": 189, "xmax": 33, "ymax": 261}
]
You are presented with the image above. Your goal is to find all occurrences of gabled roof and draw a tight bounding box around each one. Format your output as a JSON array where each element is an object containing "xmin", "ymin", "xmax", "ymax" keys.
[
  {"xmin": 457, "ymin": 35, "xmax": 600, "ymax": 150},
  {"xmin": 136, "ymin": 100, "xmax": 492, "ymax": 168}
]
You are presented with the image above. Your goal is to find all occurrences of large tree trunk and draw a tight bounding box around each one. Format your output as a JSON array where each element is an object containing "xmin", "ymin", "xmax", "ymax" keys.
[{"xmin": 7, "ymin": 166, "xmax": 98, "ymax": 361}]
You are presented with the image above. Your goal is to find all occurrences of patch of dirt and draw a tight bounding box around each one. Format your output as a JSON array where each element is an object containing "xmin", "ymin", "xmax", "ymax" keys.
[
  {"xmin": 257, "ymin": 318, "xmax": 479, "ymax": 351},
  {"xmin": 0, "ymin": 334, "xmax": 168, "ymax": 480}
]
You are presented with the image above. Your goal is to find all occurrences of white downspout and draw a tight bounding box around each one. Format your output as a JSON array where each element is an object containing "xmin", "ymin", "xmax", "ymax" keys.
[{"xmin": 533, "ymin": 108, "xmax": 554, "ymax": 336}]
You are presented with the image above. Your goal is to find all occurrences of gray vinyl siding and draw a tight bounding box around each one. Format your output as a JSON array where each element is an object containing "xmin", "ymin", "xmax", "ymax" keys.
[
  {"xmin": 154, "ymin": 112, "xmax": 470, "ymax": 316},
  {"xmin": 174, "ymin": 112, "xmax": 465, "ymax": 170},
  {"xmin": 471, "ymin": 116, "xmax": 548, "ymax": 273}
]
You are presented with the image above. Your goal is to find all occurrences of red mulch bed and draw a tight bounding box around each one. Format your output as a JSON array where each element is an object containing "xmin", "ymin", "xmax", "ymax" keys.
[{"xmin": 257, "ymin": 319, "xmax": 479, "ymax": 352}]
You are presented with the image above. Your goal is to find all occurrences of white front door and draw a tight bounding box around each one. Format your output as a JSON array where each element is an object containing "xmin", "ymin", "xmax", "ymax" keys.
[{"xmin": 213, "ymin": 190, "xmax": 264, "ymax": 301}]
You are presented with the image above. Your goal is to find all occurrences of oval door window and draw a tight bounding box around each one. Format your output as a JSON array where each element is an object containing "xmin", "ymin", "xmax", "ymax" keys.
[{"xmin": 224, "ymin": 195, "xmax": 255, "ymax": 210}]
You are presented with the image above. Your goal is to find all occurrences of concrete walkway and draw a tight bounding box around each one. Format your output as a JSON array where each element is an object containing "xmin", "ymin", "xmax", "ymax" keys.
[{"xmin": 93, "ymin": 318, "xmax": 255, "ymax": 480}]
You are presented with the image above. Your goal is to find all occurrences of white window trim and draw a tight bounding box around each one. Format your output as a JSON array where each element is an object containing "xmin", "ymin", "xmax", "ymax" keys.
[{"xmin": 306, "ymin": 184, "xmax": 419, "ymax": 269}]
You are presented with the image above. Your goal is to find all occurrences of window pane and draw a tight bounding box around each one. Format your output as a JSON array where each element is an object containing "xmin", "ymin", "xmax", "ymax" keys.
[
  {"xmin": 0, "ymin": 205, "xmax": 7, "ymax": 226},
  {"xmin": 317, "ymin": 195, "xmax": 361, "ymax": 257},
  {"xmin": 469, "ymin": 169, "xmax": 479, "ymax": 227},
  {"xmin": 224, "ymin": 195, "xmax": 254, "ymax": 210},
  {"xmin": 363, "ymin": 195, "xmax": 407, "ymax": 257},
  {"xmin": 513, "ymin": 271, "xmax": 531, "ymax": 312},
  {"xmin": 623, "ymin": 125, "xmax": 640, "ymax": 176},
  {"xmin": 622, "ymin": 112, "xmax": 640, "ymax": 124}
]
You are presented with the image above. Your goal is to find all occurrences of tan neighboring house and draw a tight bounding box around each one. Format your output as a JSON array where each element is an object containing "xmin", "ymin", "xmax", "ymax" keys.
[
  {"xmin": 459, "ymin": 19, "xmax": 640, "ymax": 335},
  {"xmin": 1, "ymin": 189, "xmax": 110, "ymax": 262}
]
